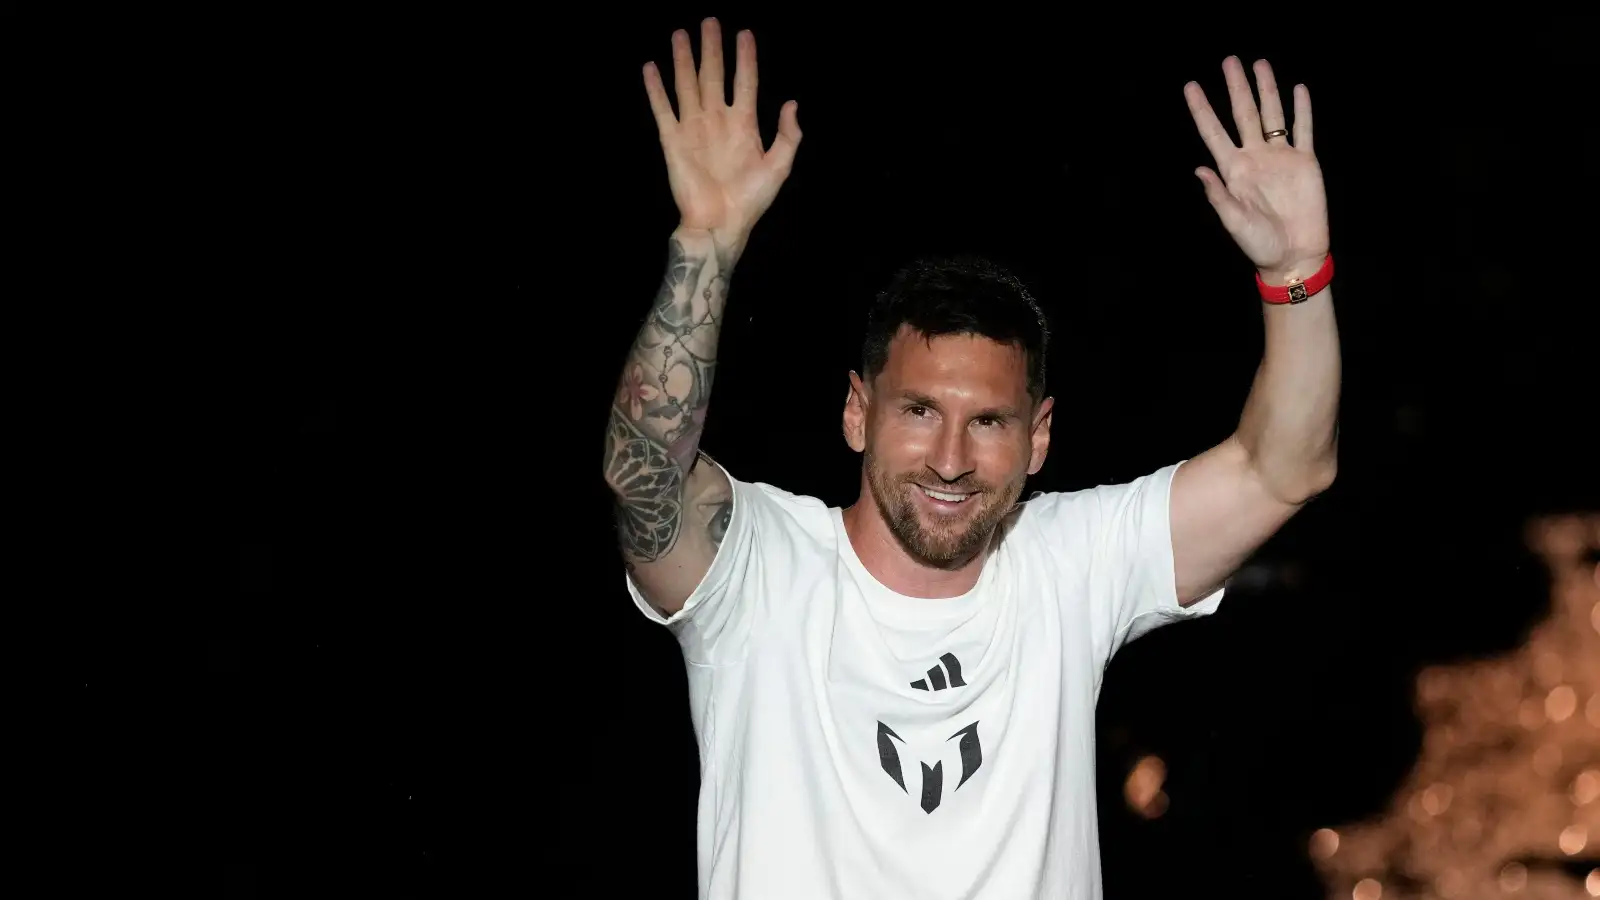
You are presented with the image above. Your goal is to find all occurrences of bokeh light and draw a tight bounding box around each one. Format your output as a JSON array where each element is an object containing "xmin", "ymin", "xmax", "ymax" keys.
[
  {"xmin": 1124, "ymin": 754, "xmax": 1168, "ymax": 819},
  {"xmin": 1312, "ymin": 514, "xmax": 1600, "ymax": 898},
  {"xmin": 1574, "ymin": 769, "xmax": 1599, "ymax": 806},
  {"xmin": 1496, "ymin": 862, "xmax": 1526, "ymax": 892},
  {"xmin": 1549, "ymin": 684, "xmax": 1579, "ymax": 722},
  {"xmin": 1309, "ymin": 828, "xmax": 1340, "ymax": 860}
]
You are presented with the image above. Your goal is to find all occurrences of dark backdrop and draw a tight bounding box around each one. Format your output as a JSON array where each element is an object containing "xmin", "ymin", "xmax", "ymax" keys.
[{"xmin": 221, "ymin": 11, "xmax": 1596, "ymax": 898}]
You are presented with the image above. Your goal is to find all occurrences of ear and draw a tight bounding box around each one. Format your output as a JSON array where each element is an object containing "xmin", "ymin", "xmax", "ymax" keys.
[
  {"xmin": 842, "ymin": 371, "xmax": 869, "ymax": 453},
  {"xmin": 1026, "ymin": 396, "xmax": 1053, "ymax": 476}
]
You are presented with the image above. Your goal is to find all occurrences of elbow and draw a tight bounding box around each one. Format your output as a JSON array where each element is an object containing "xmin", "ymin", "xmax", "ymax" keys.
[
  {"xmin": 1305, "ymin": 459, "xmax": 1337, "ymax": 500},
  {"xmin": 1309, "ymin": 432, "xmax": 1340, "ymax": 497},
  {"xmin": 1289, "ymin": 453, "xmax": 1338, "ymax": 505},
  {"xmin": 1251, "ymin": 452, "xmax": 1337, "ymax": 507},
  {"xmin": 1235, "ymin": 431, "xmax": 1339, "ymax": 505}
]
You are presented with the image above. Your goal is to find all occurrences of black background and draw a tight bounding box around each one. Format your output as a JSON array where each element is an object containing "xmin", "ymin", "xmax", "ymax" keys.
[{"xmin": 219, "ymin": 11, "xmax": 1595, "ymax": 897}]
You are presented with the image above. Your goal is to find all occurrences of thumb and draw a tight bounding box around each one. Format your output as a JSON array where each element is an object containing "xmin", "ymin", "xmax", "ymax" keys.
[
  {"xmin": 1195, "ymin": 167, "xmax": 1246, "ymax": 230},
  {"xmin": 765, "ymin": 100, "xmax": 802, "ymax": 177}
]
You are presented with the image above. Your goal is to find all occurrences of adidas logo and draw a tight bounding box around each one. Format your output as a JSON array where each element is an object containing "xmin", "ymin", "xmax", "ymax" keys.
[{"xmin": 910, "ymin": 652, "xmax": 966, "ymax": 692}]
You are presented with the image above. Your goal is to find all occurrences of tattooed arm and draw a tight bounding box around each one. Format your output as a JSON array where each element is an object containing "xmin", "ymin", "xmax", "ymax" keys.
[
  {"xmin": 604, "ymin": 229, "xmax": 738, "ymax": 615},
  {"xmin": 608, "ymin": 20, "xmax": 802, "ymax": 614}
]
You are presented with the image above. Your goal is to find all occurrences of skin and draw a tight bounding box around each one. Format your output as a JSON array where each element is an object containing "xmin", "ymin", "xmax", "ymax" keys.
[
  {"xmin": 1166, "ymin": 56, "xmax": 1340, "ymax": 605},
  {"xmin": 840, "ymin": 329, "xmax": 1053, "ymax": 599},
  {"xmin": 607, "ymin": 20, "xmax": 1339, "ymax": 618},
  {"xmin": 603, "ymin": 20, "xmax": 799, "ymax": 614}
]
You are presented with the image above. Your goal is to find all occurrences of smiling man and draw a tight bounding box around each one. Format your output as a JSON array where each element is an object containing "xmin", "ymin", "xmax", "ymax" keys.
[{"xmin": 602, "ymin": 18, "xmax": 1341, "ymax": 900}]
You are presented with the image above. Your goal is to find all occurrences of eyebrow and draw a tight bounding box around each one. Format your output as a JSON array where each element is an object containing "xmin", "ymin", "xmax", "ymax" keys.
[{"xmin": 897, "ymin": 391, "xmax": 1023, "ymax": 422}]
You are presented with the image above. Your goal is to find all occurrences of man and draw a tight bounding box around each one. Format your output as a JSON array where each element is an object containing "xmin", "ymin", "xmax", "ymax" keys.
[{"xmin": 603, "ymin": 18, "xmax": 1339, "ymax": 900}]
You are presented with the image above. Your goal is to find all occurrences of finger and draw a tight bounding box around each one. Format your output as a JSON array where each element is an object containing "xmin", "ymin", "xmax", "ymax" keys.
[
  {"xmin": 1222, "ymin": 56, "xmax": 1262, "ymax": 145},
  {"xmin": 1196, "ymin": 167, "xmax": 1249, "ymax": 233},
  {"xmin": 642, "ymin": 62, "xmax": 678, "ymax": 132},
  {"xmin": 1196, "ymin": 167, "xmax": 1248, "ymax": 234},
  {"xmin": 1293, "ymin": 83, "xmax": 1313, "ymax": 152},
  {"xmin": 732, "ymin": 29, "xmax": 757, "ymax": 114},
  {"xmin": 698, "ymin": 17, "xmax": 726, "ymax": 109},
  {"xmin": 670, "ymin": 29, "xmax": 699, "ymax": 118},
  {"xmin": 765, "ymin": 100, "xmax": 802, "ymax": 177},
  {"xmin": 1253, "ymin": 59, "xmax": 1288, "ymax": 142},
  {"xmin": 1184, "ymin": 81, "xmax": 1236, "ymax": 164}
]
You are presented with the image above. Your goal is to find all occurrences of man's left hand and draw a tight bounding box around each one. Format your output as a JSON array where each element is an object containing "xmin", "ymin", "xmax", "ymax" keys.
[{"xmin": 1185, "ymin": 57, "xmax": 1330, "ymax": 284}]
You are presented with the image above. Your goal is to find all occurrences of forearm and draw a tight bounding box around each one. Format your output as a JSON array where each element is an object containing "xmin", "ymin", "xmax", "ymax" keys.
[
  {"xmin": 605, "ymin": 227, "xmax": 739, "ymax": 489},
  {"xmin": 1234, "ymin": 283, "xmax": 1341, "ymax": 504}
]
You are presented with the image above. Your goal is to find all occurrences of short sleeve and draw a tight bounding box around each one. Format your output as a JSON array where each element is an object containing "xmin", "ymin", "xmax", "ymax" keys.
[
  {"xmin": 1034, "ymin": 461, "xmax": 1225, "ymax": 670},
  {"xmin": 623, "ymin": 458, "xmax": 786, "ymax": 664}
]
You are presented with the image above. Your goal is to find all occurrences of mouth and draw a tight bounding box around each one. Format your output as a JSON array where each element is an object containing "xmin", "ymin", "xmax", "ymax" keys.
[{"xmin": 914, "ymin": 485, "xmax": 978, "ymax": 512}]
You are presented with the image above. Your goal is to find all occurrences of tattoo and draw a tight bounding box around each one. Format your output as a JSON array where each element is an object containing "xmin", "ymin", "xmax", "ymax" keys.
[
  {"xmin": 706, "ymin": 497, "xmax": 734, "ymax": 547},
  {"xmin": 633, "ymin": 237, "xmax": 730, "ymax": 471},
  {"xmin": 606, "ymin": 407, "xmax": 684, "ymax": 563},
  {"xmin": 605, "ymin": 233, "xmax": 735, "ymax": 563}
]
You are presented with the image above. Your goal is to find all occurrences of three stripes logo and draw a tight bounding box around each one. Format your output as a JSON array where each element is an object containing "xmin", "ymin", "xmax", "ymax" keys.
[{"xmin": 910, "ymin": 652, "xmax": 966, "ymax": 691}]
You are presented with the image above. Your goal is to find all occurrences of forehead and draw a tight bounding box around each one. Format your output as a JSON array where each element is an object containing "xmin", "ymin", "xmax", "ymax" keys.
[{"xmin": 878, "ymin": 328, "xmax": 1030, "ymax": 406}]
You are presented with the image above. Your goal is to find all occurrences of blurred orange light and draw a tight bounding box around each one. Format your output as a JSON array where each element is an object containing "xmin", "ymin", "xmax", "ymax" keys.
[
  {"xmin": 1421, "ymin": 783, "xmax": 1452, "ymax": 816},
  {"xmin": 1309, "ymin": 828, "xmax": 1340, "ymax": 860},
  {"xmin": 1575, "ymin": 770, "xmax": 1600, "ymax": 806},
  {"xmin": 1547, "ymin": 684, "xmax": 1578, "ymax": 722},
  {"xmin": 1310, "ymin": 513, "xmax": 1600, "ymax": 898},
  {"xmin": 1497, "ymin": 861, "xmax": 1527, "ymax": 892},
  {"xmin": 1145, "ymin": 790, "xmax": 1169, "ymax": 818},
  {"xmin": 1124, "ymin": 755, "xmax": 1167, "ymax": 819}
]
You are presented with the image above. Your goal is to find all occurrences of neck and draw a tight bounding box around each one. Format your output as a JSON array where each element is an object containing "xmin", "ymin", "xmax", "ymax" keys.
[{"xmin": 841, "ymin": 494, "xmax": 990, "ymax": 600}]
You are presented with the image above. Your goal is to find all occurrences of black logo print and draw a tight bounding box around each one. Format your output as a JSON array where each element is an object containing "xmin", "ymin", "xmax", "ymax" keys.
[
  {"xmin": 877, "ymin": 721, "xmax": 984, "ymax": 813},
  {"xmin": 910, "ymin": 652, "xmax": 966, "ymax": 692}
]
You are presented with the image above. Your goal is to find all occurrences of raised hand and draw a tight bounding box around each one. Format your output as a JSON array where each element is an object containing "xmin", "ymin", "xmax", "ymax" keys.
[
  {"xmin": 643, "ymin": 19, "xmax": 802, "ymax": 247},
  {"xmin": 1185, "ymin": 57, "xmax": 1329, "ymax": 283}
]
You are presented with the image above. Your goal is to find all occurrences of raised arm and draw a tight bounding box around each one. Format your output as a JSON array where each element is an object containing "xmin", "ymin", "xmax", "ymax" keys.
[
  {"xmin": 603, "ymin": 19, "xmax": 801, "ymax": 615},
  {"xmin": 1168, "ymin": 57, "xmax": 1340, "ymax": 605}
]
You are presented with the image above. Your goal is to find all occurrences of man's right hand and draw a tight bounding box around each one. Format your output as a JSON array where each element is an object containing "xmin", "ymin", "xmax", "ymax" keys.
[{"xmin": 643, "ymin": 19, "xmax": 802, "ymax": 248}]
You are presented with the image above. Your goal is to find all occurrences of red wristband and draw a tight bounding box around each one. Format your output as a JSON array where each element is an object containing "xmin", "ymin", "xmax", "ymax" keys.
[{"xmin": 1256, "ymin": 254, "xmax": 1334, "ymax": 305}]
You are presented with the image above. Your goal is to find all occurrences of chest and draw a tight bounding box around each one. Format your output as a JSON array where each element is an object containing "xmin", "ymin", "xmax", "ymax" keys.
[{"xmin": 732, "ymin": 572, "xmax": 1100, "ymax": 796}]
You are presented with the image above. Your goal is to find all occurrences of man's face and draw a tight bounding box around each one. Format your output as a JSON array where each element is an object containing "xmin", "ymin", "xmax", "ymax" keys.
[{"xmin": 847, "ymin": 327, "xmax": 1052, "ymax": 567}]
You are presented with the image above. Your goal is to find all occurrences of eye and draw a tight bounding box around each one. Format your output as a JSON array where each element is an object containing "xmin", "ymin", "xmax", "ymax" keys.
[
  {"xmin": 975, "ymin": 415, "xmax": 1003, "ymax": 428},
  {"xmin": 906, "ymin": 405, "xmax": 931, "ymax": 418}
]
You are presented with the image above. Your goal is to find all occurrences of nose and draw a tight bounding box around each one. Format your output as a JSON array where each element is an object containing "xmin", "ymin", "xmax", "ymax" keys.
[{"xmin": 928, "ymin": 420, "xmax": 976, "ymax": 484}]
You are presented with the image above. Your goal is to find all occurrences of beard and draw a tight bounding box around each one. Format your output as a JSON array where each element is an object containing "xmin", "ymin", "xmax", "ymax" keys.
[{"xmin": 864, "ymin": 449, "xmax": 1026, "ymax": 569}]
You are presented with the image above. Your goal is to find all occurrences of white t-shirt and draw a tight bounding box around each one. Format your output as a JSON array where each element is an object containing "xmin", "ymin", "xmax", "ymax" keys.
[{"xmin": 627, "ymin": 459, "xmax": 1224, "ymax": 900}]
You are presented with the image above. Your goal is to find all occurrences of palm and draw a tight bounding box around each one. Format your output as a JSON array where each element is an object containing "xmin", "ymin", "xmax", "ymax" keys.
[
  {"xmin": 667, "ymin": 107, "xmax": 778, "ymax": 233},
  {"xmin": 1185, "ymin": 57, "xmax": 1330, "ymax": 281},
  {"xmin": 643, "ymin": 20, "xmax": 802, "ymax": 241}
]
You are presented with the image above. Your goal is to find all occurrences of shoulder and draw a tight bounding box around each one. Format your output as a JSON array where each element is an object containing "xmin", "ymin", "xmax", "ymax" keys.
[
  {"xmin": 1009, "ymin": 463, "xmax": 1184, "ymax": 540},
  {"xmin": 729, "ymin": 473, "xmax": 835, "ymax": 547},
  {"xmin": 1008, "ymin": 486, "xmax": 1102, "ymax": 534}
]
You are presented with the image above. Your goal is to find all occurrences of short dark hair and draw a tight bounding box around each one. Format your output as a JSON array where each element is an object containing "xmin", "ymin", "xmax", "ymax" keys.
[{"xmin": 862, "ymin": 254, "xmax": 1049, "ymax": 405}]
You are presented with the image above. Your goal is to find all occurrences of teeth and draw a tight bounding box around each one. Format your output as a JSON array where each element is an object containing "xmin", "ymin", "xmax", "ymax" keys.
[{"xmin": 922, "ymin": 487, "xmax": 970, "ymax": 503}]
